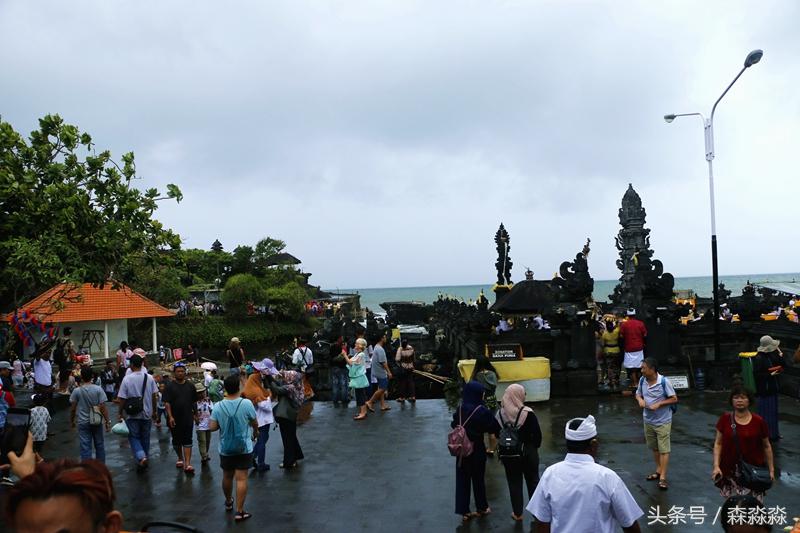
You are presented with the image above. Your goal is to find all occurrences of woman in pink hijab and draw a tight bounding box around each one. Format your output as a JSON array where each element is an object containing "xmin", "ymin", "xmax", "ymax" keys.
[{"xmin": 496, "ymin": 384, "xmax": 542, "ymax": 522}]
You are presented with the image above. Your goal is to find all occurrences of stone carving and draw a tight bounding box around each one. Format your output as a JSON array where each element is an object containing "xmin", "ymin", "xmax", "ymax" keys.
[
  {"xmin": 554, "ymin": 240, "xmax": 594, "ymax": 303},
  {"xmin": 494, "ymin": 223, "xmax": 512, "ymax": 286},
  {"xmin": 610, "ymin": 184, "xmax": 674, "ymax": 314}
]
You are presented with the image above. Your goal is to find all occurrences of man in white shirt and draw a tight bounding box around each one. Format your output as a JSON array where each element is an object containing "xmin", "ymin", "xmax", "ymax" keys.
[
  {"xmin": 33, "ymin": 351, "xmax": 53, "ymax": 392},
  {"xmin": 291, "ymin": 340, "xmax": 313, "ymax": 372},
  {"xmin": 527, "ymin": 415, "xmax": 643, "ymax": 533}
]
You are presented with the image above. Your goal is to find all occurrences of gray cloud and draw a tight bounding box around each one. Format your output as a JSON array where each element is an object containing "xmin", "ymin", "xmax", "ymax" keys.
[{"xmin": 2, "ymin": 0, "xmax": 798, "ymax": 289}]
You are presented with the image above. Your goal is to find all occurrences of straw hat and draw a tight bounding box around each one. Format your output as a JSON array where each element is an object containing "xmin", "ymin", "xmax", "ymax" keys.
[{"xmin": 757, "ymin": 335, "xmax": 780, "ymax": 353}]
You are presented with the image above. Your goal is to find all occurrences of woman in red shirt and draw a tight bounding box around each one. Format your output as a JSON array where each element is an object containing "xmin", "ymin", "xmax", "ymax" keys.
[{"xmin": 712, "ymin": 385, "xmax": 774, "ymax": 502}]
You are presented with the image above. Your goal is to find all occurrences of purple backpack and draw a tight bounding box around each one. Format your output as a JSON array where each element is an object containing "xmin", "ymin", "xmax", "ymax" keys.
[{"xmin": 448, "ymin": 405, "xmax": 479, "ymax": 463}]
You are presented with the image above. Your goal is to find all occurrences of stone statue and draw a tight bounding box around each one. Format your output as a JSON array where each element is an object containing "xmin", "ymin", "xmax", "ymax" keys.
[
  {"xmin": 554, "ymin": 241, "xmax": 594, "ymax": 304},
  {"xmin": 494, "ymin": 223, "xmax": 513, "ymax": 286}
]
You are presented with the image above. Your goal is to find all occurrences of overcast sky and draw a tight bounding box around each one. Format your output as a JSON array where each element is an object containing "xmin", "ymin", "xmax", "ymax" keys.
[{"xmin": 2, "ymin": 1, "xmax": 798, "ymax": 289}]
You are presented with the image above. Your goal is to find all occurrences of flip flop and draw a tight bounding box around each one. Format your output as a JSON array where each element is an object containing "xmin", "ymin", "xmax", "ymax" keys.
[
  {"xmin": 365, "ymin": 403, "xmax": 375, "ymax": 413},
  {"xmin": 175, "ymin": 461, "xmax": 184, "ymax": 469},
  {"xmin": 646, "ymin": 473, "xmax": 660, "ymax": 481},
  {"xmin": 234, "ymin": 511, "xmax": 252, "ymax": 522},
  {"xmin": 184, "ymin": 465, "xmax": 195, "ymax": 474},
  {"xmin": 462, "ymin": 513, "xmax": 478, "ymax": 522},
  {"xmin": 225, "ymin": 499, "xmax": 234, "ymax": 512},
  {"xmin": 381, "ymin": 406, "xmax": 392, "ymax": 411},
  {"xmin": 477, "ymin": 507, "xmax": 492, "ymax": 517},
  {"xmin": 353, "ymin": 415, "xmax": 367, "ymax": 420},
  {"xmin": 658, "ymin": 479, "xmax": 669, "ymax": 490},
  {"xmin": 511, "ymin": 513, "xmax": 523, "ymax": 522}
]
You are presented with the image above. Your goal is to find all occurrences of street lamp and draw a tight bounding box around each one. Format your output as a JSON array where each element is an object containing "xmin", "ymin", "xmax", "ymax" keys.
[{"xmin": 664, "ymin": 49, "xmax": 763, "ymax": 361}]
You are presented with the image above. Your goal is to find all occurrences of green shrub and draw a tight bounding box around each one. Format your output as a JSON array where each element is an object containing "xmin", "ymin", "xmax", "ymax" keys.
[
  {"xmin": 221, "ymin": 274, "xmax": 267, "ymax": 318},
  {"xmin": 135, "ymin": 316, "xmax": 319, "ymax": 352}
]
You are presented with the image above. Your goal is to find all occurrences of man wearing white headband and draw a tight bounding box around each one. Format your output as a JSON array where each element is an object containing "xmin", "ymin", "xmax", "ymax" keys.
[{"xmin": 527, "ymin": 415, "xmax": 643, "ymax": 533}]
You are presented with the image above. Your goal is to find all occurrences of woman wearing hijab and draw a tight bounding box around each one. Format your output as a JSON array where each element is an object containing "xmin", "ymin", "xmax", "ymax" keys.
[
  {"xmin": 497, "ymin": 384, "xmax": 542, "ymax": 521},
  {"xmin": 243, "ymin": 360, "xmax": 276, "ymax": 472},
  {"xmin": 266, "ymin": 369, "xmax": 305, "ymax": 469},
  {"xmin": 451, "ymin": 381, "xmax": 501, "ymax": 522}
]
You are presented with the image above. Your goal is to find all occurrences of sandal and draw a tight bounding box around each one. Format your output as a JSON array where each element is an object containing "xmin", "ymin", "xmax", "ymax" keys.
[
  {"xmin": 658, "ymin": 479, "xmax": 669, "ymax": 490},
  {"xmin": 175, "ymin": 460, "xmax": 184, "ymax": 469},
  {"xmin": 353, "ymin": 415, "xmax": 367, "ymax": 421},
  {"xmin": 234, "ymin": 511, "xmax": 252, "ymax": 522},
  {"xmin": 365, "ymin": 402, "xmax": 375, "ymax": 413},
  {"xmin": 225, "ymin": 499, "xmax": 234, "ymax": 512},
  {"xmin": 477, "ymin": 507, "xmax": 492, "ymax": 517},
  {"xmin": 462, "ymin": 512, "xmax": 478, "ymax": 522},
  {"xmin": 184, "ymin": 465, "xmax": 195, "ymax": 474},
  {"xmin": 646, "ymin": 472, "xmax": 660, "ymax": 481},
  {"xmin": 381, "ymin": 406, "xmax": 391, "ymax": 411},
  {"xmin": 511, "ymin": 513, "xmax": 523, "ymax": 522}
]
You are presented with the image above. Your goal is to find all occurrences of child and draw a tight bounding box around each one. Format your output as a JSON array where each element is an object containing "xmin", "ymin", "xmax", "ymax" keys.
[
  {"xmin": 195, "ymin": 386, "xmax": 213, "ymax": 463},
  {"xmin": 155, "ymin": 382, "xmax": 167, "ymax": 429},
  {"xmin": 29, "ymin": 394, "xmax": 51, "ymax": 459}
]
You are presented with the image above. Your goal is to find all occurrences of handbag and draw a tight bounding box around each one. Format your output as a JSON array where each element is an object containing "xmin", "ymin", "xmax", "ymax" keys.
[
  {"xmin": 731, "ymin": 413, "xmax": 772, "ymax": 492},
  {"xmin": 80, "ymin": 387, "xmax": 104, "ymax": 426}
]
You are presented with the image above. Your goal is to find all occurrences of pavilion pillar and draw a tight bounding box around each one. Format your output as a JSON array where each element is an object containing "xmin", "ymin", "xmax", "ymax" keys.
[
  {"xmin": 103, "ymin": 321, "xmax": 109, "ymax": 359},
  {"xmin": 152, "ymin": 317, "xmax": 158, "ymax": 352}
]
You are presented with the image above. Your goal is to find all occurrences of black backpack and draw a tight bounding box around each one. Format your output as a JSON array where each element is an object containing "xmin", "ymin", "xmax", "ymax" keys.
[
  {"xmin": 123, "ymin": 374, "xmax": 150, "ymax": 416},
  {"xmin": 497, "ymin": 408, "xmax": 525, "ymax": 459}
]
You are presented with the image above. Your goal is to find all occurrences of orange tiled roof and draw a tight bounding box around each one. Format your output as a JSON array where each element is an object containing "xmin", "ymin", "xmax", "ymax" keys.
[{"xmin": 4, "ymin": 283, "xmax": 175, "ymax": 323}]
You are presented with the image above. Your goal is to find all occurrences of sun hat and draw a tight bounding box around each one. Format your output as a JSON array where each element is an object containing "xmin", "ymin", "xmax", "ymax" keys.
[
  {"xmin": 230, "ymin": 337, "xmax": 240, "ymax": 344},
  {"xmin": 757, "ymin": 335, "xmax": 780, "ymax": 353},
  {"xmin": 194, "ymin": 382, "xmax": 207, "ymax": 393},
  {"xmin": 252, "ymin": 358, "xmax": 279, "ymax": 376}
]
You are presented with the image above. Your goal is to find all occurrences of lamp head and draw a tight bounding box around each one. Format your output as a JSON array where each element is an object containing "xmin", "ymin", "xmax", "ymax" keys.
[
  {"xmin": 744, "ymin": 49, "xmax": 763, "ymax": 68},
  {"xmin": 663, "ymin": 114, "xmax": 676, "ymax": 123}
]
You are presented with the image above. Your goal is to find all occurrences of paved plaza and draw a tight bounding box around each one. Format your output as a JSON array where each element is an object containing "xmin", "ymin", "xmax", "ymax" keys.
[{"xmin": 5, "ymin": 392, "xmax": 799, "ymax": 532}]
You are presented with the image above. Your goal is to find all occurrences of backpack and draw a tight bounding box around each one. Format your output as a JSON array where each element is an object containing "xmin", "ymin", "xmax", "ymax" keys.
[
  {"xmin": 298, "ymin": 347, "xmax": 315, "ymax": 375},
  {"xmin": 209, "ymin": 379, "xmax": 224, "ymax": 402},
  {"xmin": 219, "ymin": 399, "xmax": 247, "ymax": 455},
  {"xmin": 448, "ymin": 405, "xmax": 480, "ymax": 463},
  {"xmin": 639, "ymin": 376, "xmax": 677, "ymax": 413},
  {"xmin": 497, "ymin": 408, "xmax": 525, "ymax": 459}
]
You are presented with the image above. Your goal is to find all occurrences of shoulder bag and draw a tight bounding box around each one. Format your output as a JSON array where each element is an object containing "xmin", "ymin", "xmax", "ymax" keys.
[
  {"xmin": 123, "ymin": 373, "xmax": 149, "ymax": 417},
  {"xmin": 731, "ymin": 413, "xmax": 772, "ymax": 492},
  {"xmin": 81, "ymin": 386, "xmax": 104, "ymax": 426}
]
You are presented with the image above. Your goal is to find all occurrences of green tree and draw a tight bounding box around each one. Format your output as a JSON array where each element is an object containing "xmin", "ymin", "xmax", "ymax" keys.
[
  {"xmin": 0, "ymin": 114, "xmax": 182, "ymax": 312},
  {"xmin": 253, "ymin": 237, "xmax": 287, "ymax": 274},
  {"xmin": 230, "ymin": 245, "xmax": 255, "ymax": 276},
  {"xmin": 221, "ymin": 274, "xmax": 267, "ymax": 318},
  {"xmin": 265, "ymin": 281, "xmax": 309, "ymax": 320}
]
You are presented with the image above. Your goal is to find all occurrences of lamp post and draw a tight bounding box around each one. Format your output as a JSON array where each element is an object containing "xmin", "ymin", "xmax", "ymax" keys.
[{"xmin": 664, "ymin": 49, "xmax": 763, "ymax": 361}]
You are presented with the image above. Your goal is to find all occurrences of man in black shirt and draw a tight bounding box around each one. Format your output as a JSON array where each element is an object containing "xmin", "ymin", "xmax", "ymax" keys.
[{"xmin": 164, "ymin": 363, "xmax": 198, "ymax": 474}]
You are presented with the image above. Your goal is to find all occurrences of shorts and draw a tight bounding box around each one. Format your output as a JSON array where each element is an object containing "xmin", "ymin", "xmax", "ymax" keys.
[
  {"xmin": 623, "ymin": 350, "xmax": 644, "ymax": 369},
  {"xmin": 375, "ymin": 377, "xmax": 389, "ymax": 390},
  {"xmin": 171, "ymin": 420, "xmax": 194, "ymax": 447},
  {"xmin": 220, "ymin": 452, "xmax": 254, "ymax": 471},
  {"xmin": 354, "ymin": 386, "xmax": 369, "ymax": 406},
  {"xmin": 644, "ymin": 422, "xmax": 671, "ymax": 453}
]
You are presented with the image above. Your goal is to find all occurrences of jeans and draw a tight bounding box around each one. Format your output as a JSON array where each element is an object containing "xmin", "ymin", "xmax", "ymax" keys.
[
  {"xmin": 254, "ymin": 424, "xmax": 271, "ymax": 467},
  {"xmin": 78, "ymin": 424, "xmax": 106, "ymax": 462},
  {"xmin": 125, "ymin": 418, "xmax": 152, "ymax": 462},
  {"xmin": 330, "ymin": 367, "xmax": 349, "ymax": 403},
  {"xmin": 501, "ymin": 451, "xmax": 540, "ymax": 516}
]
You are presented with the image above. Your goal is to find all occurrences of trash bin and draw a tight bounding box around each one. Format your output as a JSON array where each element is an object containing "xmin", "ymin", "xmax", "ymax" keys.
[{"xmin": 738, "ymin": 352, "xmax": 757, "ymax": 393}]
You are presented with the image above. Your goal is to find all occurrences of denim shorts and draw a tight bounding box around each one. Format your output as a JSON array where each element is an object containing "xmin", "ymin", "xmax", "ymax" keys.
[{"xmin": 376, "ymin": 377, "xmax": 389, "ymax": 390}]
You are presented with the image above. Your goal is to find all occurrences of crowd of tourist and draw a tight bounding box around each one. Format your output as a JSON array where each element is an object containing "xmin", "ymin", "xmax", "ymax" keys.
[{"xmin": 0, "ymin": 317, "xmax": 796, "ymax": 532}]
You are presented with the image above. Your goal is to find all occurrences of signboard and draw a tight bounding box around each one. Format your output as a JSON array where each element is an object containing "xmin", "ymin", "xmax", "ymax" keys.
[
  {"xmin": 485, "ymin": 343, "xmax": 524, "ymax": 362},
  {"xmin": 664, "ymin": 374, "xmax": 690, "ymax": 390}
]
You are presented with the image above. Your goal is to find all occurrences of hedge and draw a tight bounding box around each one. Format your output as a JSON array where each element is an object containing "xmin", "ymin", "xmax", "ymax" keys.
[{"xmin": 132, "ymin": 316, "xmax": 319, "ymax": 351}]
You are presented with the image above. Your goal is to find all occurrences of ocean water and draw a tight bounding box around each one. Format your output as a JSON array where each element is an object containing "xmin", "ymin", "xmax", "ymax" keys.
[{"xmin": 334, "ymin": 272, "xmax": 800, "ymax": 313}]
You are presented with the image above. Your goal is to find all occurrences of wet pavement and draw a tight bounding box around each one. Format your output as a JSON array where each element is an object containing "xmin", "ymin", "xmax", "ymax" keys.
[{"xmin": 6, "ymin": 391, "xmax": 800, "ymax": 532}]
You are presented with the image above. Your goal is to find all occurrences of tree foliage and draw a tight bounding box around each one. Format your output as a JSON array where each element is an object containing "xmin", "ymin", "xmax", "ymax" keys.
[
  {"xmin": 0, "ymin": 114, "xmax": 182, "ymax": 312},
  {"xmin": 221, "ymin": 274, "xmax": 267, "ymax": 318},
  {"xmin": 265, "ymin": 281, "xmax": 308, "ymax": 320}
]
